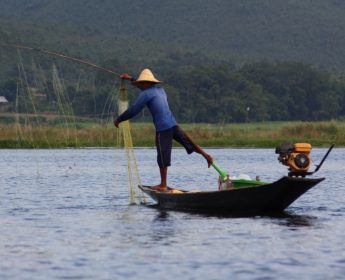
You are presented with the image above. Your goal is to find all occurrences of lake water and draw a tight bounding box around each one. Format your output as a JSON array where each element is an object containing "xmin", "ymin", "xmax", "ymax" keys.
[{"xmin": 0, "ymin": 147, "xmax": 344, "ymax": 279}]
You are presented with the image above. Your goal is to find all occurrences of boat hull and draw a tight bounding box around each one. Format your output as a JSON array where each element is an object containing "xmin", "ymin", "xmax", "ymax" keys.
[{"xmin": 139, "ymin": 176, "xmax": 324, "ymax": 214}]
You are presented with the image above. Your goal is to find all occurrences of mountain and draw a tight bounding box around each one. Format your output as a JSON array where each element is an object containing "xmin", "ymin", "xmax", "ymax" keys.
[
  {"xmin": 0, "ymin": 0, "xmax": 345, "ymax": 71},
  {"xmin": 0, "ymin": 0, "xmax": 344, "ymax": 123}
]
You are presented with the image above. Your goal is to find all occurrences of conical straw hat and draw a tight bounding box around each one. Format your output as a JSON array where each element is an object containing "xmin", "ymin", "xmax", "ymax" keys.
[{"xmin": 132, "ymin": 69, "xmax": 162, "ymax": 85}]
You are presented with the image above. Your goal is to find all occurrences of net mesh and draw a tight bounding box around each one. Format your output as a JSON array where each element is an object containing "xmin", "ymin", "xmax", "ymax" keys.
[
  {"xmin": 117, "ymin": 80, "xmax": 145, "ymax": 204},
  {"xmin": 8, "ymin": 50, "xmax": 144, "ymax": 204}
]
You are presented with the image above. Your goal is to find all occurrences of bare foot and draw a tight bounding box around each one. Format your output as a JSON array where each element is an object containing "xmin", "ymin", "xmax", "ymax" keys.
[
  {"xmin": 151, "ymin": 184, "xmax": 168, "ymax": 192},
  {"xmin": 204, "ymin": 152, "xmax": 213, "ymax": 168}
]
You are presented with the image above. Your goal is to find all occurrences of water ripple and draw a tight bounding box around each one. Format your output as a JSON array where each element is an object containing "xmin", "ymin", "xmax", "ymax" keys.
[{"xmin": 0, "ymin": 148, "xmax": 344, "ymax": 279}]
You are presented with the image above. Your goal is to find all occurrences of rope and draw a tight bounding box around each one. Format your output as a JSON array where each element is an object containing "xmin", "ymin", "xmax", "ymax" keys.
[
  {"xmin": 12, "ymin": 44, "xmax": 122, "ymax": 77},
  {"xmin": 6, "ymin": 43, "xmax": 144, "ymax": 203}
]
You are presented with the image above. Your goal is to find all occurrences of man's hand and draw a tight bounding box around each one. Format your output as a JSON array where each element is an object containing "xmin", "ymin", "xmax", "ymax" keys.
[
  {"xmin": 120, "ymin": 73, "xmax": 133, "ymax": 80},
  {"xmin": 114, "ymin": 119, "xmax": 120, "ymax": 128}
]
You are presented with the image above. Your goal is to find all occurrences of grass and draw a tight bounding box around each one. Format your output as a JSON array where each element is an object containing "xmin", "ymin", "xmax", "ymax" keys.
[
  {"xmin": 179, "ymin": 121, "xmax": 343, "ymax": 148},
  {"xmin": 0, "ymin": 114, "xmax": 344, "ymax": 148}
]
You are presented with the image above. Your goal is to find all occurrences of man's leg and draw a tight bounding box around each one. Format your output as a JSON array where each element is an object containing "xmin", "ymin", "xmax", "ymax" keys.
[
  {"xmin": 159, "ymin": 167, "xmax": 168, "ymax": 188},
  {"xmin": 152, "ymin": 128, "xmax": 173, "ymax": 191},
  {"xmin": 151, "ymin": 167, "xmax": 168, "ymax": 191},
  {"xmin": 173, "ymin": 126, "xmax": 213, "ymax": 166}
]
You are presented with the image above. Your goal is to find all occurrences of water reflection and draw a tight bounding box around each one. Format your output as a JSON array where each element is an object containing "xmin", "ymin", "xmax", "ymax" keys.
[
  {"xmin": 150, "ymin": 209, "xmax": 175, "ymax": 243},
  {"xmin": 1, "ymin": 148, "xmax": 344, "ymax": 280},
  {"xmin": 267, "ymin": 211, "xmax": 317, "ymax": 228},
  {"xmin": 147, "ymin": 204, "xmax": 316, "ymax": 228},
  {"xmin": 153, "ymin": 210, "xmax": 170, "ymax": 221}
]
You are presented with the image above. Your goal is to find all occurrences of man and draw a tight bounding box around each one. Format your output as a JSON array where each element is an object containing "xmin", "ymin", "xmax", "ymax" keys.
[{"xmin": 114, "ymin": 68, "xmax": 213, "ymax": 191}]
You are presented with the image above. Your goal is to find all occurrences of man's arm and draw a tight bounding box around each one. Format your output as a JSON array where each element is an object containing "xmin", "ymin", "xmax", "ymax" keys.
[
  {"xmin": 114, "ymin": 119, "xmax": 120, "ymax": 128},
  {"xmin": 114, "ymin": 92, "xmax": 148, "ymax": 126},
  {"xmin": 115, "ymin": 73, "xmax": 134, "ymax": 127},
  {"xmin": 120, "ymin": 73, "xmax": 134, "ymax": 81}
]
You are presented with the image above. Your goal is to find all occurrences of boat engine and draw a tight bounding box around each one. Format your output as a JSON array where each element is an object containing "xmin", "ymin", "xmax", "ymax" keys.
[{"xmin": 275, "ymin": 142, "xmax": 312, "ymax": 176}]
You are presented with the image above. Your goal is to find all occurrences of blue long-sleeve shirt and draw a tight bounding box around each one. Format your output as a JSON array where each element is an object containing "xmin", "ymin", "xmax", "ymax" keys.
[{"xmin": 117, "ymin": 86, "xmax": 177, "ymax": 132}]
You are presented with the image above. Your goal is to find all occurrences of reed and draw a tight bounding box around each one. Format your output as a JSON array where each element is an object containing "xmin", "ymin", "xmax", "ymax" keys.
[{"xmin": 0, "ymin": 120, "xmax": 344, "ymax": 148}]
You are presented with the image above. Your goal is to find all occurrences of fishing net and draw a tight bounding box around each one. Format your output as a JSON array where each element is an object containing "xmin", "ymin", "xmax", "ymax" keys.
[
  {"xmin": 3, "ymin": 49, "xmax": 144, "ymax": 204},
  {"xmin": 117, "ymin": 80, "xmax": 145, "ymax": 204}
]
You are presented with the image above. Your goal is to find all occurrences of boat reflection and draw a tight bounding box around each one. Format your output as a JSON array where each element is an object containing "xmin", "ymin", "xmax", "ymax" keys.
[
  {"xmin": 268, "ymin": 211, "xmax": 317, "ymax": 228},
  {"xmin": 147, "ymin": 204, "xmax": 316, "ymax": 228}
]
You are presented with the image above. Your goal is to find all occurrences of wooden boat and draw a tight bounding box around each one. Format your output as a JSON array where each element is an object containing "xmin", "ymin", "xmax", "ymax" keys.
[{"xmin": 138, "ymin": 176, "xmax": 324, "ymax": 214}]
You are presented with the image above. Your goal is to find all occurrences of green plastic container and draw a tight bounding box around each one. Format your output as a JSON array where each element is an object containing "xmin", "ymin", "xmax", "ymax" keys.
[{"xmin": 231, "ymin": 179, "xmax": 268, "ymax": 189}]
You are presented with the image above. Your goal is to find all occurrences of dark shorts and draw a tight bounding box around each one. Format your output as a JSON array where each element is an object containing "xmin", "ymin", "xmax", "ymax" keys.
[{"xmin": 156, "ymin": 125, "xmax": 195, "ymax": 168}]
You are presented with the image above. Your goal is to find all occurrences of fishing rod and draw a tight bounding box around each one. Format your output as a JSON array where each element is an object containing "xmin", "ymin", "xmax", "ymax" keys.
[{"xmin": 11, "ymin": 44, "xmax": 122, "ymax": 77}]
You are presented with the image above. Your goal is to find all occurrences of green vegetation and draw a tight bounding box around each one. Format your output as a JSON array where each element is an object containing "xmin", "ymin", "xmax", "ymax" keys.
[
  {"xmin": 1, "ymin": 1, "xmax": 345, "ymax": 135},
  {"xmin": 180, "ymin": 121, "xmax": 344, "ymax": 148},
  {"xmin": 1, "ymin": 119, "xmax": 343, "ymax": 148},
  {"xmin": 1, "ymin": 59, "xmax": 345, "ymax": 123},
  {"xmin": 1, "ymin": 1, "xmax": 345, "ymax": 71}
]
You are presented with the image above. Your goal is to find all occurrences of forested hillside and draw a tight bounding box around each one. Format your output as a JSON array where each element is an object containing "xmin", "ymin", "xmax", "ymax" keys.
[
  {"xmin": 0, "ymin": 0, "xmax": 345, "ymax": 123},
  {"xmin": 1, "ymin": 0, "xmax": 345, "ymax": 70}
]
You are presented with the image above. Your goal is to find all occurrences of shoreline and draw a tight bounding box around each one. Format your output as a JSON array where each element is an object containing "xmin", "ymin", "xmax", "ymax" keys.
[{"xmin": 0, "ymin": 120, "xmax": 344, "ymax": 148}]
